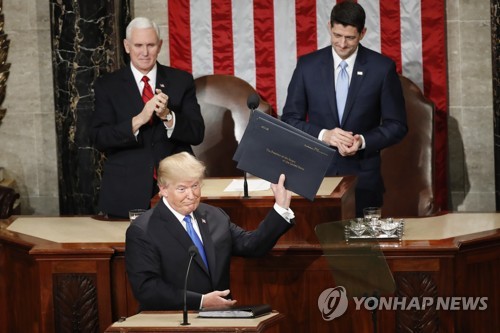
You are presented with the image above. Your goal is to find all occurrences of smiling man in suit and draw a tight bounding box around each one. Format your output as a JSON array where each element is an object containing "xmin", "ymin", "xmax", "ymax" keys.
[
  {"xmin": 281, "ymin": 1, "xmax": 407, "ymax": 217},
  {"xmin": 125, "ymin": 152, "xmax": 294, "ymax": 310},
  {"xmin": 90, "ymin": 17, "xmax": 204, "ymax": 218}
]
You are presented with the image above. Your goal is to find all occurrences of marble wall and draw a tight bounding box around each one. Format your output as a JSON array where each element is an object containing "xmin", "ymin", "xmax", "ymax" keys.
[
  {"xmin": 0, "ymin": 0, "xmax": 57, "ymax": 215},
  {"xmin": 0, "ymin": 0, "xmax": 496, "ymax": 215},
  {"xmin": 447, "ymin": 0, "xmax": 495, "ymax": 211},
  {"xmin": 50, "ymin": 0, "xmax": 130, "ymax": 215},
  {"xmin": 493, "ymin": 0, "xmax": 500, "ymax": 209}
]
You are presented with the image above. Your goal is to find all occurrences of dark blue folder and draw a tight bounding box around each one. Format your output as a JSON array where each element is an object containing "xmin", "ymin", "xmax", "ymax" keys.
[{"xmin": 233, "ymin": 111, "xmax": 335, "ymax": 201}]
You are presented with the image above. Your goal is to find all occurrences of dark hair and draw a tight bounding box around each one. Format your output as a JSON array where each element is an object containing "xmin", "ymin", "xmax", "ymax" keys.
[{"xmin": 330, "ymin": 1, "xmax": 366, "ymax": 33}]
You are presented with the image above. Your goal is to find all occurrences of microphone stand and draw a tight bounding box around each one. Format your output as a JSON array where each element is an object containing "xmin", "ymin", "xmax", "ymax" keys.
[
  {"xmin": 181, "ymin": 247, "xmax": 197, "ymax": 325},
  {"xmin": 243, "ymin": 172, "xmax": 249, "ymax": 198},
  {"xmin": 242, "ymin": 93, "xmax": 260, "ymax": 199},
  {"xmin": 242, "ymin": 107, "xmax": 255, "ymax": 199}
]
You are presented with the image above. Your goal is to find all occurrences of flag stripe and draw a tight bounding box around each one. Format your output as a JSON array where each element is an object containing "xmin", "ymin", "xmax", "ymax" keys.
[
  {"xmin": 316, "ymin": 0, "xmax": 333, "ymax": 48},
  {"xmin": 212, "ymin": 0, "xmax": 234, "ymax": 74},
  {"xmin": 379, "ymin": 0, "xmax": 402, "ymax": 73},
  {"xmin": 401, "ymin": 0, "xmax": 423, "ymax": 89},
  {"xmin": 168, "ymin": 0, "xmax": 192, "ymax": 72},
  {"xmin": 421, "ymin": 0, "xmax": 448, "ymax": 210},
  {"xmin": 296, "ymin": 0, "xmax": 318, "ymax": 57},
  {"xmin": 275, "ymin": 1, "xmax": 297, "ymax": 117},
  {"xmin": 233, "ymin": 0, "xmax": 256, "ymax": 86},
  {"xmin": 191, "ymin": 0, "xmax": 213, "ymax": 76},
  {"xmin": 359, "ymin": 0, "xmax": 382, "ymax": 53},
  {"xmin": 254, "ymin": 0, "xmax": 277, "ymax": 115}
]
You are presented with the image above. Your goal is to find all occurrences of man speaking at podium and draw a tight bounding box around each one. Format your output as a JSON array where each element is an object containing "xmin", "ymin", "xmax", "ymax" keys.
[{"xmin": 125, "ymin": 152, "xmax": 295, "ymax": 311}]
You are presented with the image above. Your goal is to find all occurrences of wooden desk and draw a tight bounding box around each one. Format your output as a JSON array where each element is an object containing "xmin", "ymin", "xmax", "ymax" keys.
[
  {"xmin": 105, "ymin": 311, "xmax": 284, "ymax": 333},
  {"xmin": 1, "ymin": 207, "xmax": 499, "ymax": 331}
]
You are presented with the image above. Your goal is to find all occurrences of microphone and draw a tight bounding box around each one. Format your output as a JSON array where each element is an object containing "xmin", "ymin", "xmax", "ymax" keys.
[
  {"xmin": 181, "ymin": 245, "xmax": 198, "ymax": 326},
  {"xmin": 247, "ymin": 93, "xmax": 260, "ymax": 111},
  {"xmin": 243, "ymin": 93, "xmax": 260, "ymax": 199}
]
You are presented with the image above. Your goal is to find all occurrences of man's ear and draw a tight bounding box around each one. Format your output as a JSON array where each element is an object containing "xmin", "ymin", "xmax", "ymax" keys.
[
  {"xmin": 158, "ymin": 184, "xmax": 169, "ymax": 198},
  {"xmin": 123, "ymin": 39, "xmax": 130, "ymax": 54},
  {"xmin": 359, "ymin": 27, "xmax": 367, "ymax": 40}
]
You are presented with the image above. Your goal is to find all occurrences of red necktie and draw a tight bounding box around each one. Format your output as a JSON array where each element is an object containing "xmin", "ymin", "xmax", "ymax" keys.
[
  {"xmin": 141, "ymin": 76, "xmax": 157, "ymax": 181},
  {"xmin": 141, "ymin": 76, "xmax": 154, "ymax": 124}
]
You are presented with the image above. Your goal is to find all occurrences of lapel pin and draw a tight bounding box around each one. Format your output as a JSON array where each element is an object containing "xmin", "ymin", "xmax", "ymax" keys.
[
  {"xmin": 201, "ymin": 218, "xmax": 206, "ymax": 224},
  {"xmin": 357, "ymin": 71, "xmax": 363, "ymax": 76},
  {"xmin": 160, "ymin": 83, "xmax": 165, "ymax": 88}
]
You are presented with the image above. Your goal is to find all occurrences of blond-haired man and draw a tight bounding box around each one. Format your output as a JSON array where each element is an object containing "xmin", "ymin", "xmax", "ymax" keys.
[{"xmin": 125, "ymin": 152, "xmax": 294, "ymax": 310}]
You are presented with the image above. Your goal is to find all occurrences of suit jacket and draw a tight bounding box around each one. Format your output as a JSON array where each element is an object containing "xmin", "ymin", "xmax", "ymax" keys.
[
  {"xmin": 125, "ymin": 201, "xmax": 294, "ymax": 311},
  {"xmin": 281, "ymin": 45, "xmax": 407, "ymax": 193},
  {"xmin": 90, "ymin": 63, "xmax": 205, "ymax": 217}
]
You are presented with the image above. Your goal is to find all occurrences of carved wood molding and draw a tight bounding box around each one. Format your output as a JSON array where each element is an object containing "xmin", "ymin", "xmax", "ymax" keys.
[
  {"xmin": 395, "ymin": 272, "xmax": 439, "ymax": 333},
  {"xmin": 53, "ymin": 273, "xmax": 100, "ymax": 333}
]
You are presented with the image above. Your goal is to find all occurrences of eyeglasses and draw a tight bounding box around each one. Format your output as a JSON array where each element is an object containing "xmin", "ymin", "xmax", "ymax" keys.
[{"xmin": 175, "ymin": 183, "xmax": 201, "ymax": 194}]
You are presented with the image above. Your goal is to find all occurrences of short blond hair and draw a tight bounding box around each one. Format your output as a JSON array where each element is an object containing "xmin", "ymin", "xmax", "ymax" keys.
[{"xmin": 157, "ymin": 152, "xmax": 206, "ymax": 186}]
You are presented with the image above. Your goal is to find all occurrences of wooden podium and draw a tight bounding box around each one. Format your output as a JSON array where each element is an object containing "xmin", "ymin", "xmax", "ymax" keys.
[
  {"xmin": 2, "ymin": 174, "xmax": 499, "ymax": 332},
  {"xmin": 105, "ymin": 311, "xmax": 284, "ymax": 333}
]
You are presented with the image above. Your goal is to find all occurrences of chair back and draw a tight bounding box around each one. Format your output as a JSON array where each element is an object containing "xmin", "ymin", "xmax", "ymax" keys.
[
  {"xmin": 381, "ymin": 76, "xmax": 437, "ymax": 217},
  {"xmin": 193, "ymin": 75, "xmax": 271, "ymax": 177},
  {"xmin": 0, "ymin": 185, "xmax": 20, "ymax": 219}
]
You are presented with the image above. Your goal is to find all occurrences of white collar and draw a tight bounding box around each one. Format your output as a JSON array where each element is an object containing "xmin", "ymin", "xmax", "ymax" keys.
[
  {"xmin": 130, "ymin": 63, "xmax": 158, "ymax": 87},
  {"xmin": 331, "ymin": 46, "xmax": 358, "ymax": 69}
]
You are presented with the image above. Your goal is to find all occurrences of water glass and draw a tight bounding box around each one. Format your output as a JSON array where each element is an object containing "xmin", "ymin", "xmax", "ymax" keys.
[
  {"xmin": 363, "ymin": 207, "xmax": 381, "ymax": 221},
  {"xmin": 128, "ymin": 209, "xmax": 146, "ymax": 222}
]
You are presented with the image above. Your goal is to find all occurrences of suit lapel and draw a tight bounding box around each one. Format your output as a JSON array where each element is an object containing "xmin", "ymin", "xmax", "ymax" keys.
[
  {"xmin": 155, "ymin": 64, "xmax": 170, "ymax": 96},
  {"xmin": 342, "ymin": 45, "xmax": 367, "ymax": 125},
  {"xmin": 119, "ymin": 67, "xmax": 144, "ymax": 118},
  {"xmin": 193, "ymin": 210, "xmax": 215, "ymax": 280},
  {"xmin": 156, "ymin": 203, "xmax": 211, "ymax": 276},
  {"xmin": 320, "ymin": 47, "xmax": 340, "ymax": 126}
]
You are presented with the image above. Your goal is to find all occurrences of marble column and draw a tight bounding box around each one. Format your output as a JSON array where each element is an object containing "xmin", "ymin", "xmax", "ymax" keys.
[
  {"xmin": 50, "ymin": 0, "xmax": 130, "ymax": 214},
  {"xmin": 493, "ymin": 0, "xmax": 500, "ymax": 210},
  {"xmin": 0, "ymin": 0, "xmax": 10, "ymax": 127}
]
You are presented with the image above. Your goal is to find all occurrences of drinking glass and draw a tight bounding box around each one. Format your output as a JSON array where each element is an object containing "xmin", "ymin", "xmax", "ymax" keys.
[
  {"xmin": 363, "ymin": 207, "xmax": 381, "ymax": 221},
  {"xmin": 128, "ymin": 209, "xmax": 146, "ymax": 222}
]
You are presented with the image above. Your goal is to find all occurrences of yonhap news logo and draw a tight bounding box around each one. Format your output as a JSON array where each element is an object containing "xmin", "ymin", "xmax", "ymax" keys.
[
  {"xmin": 318, "ymin": 286, "xmax": 488, "ymax": 320},
  {"xmin": 317, "ymin": 286, "xmax": 349, "ymax": 321}
]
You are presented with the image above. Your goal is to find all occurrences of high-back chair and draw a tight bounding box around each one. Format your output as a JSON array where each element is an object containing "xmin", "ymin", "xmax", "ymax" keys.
[
  {"xmin": 0, "ymin": 185, "xmax": 20, "ymax": 219},
  {"xmin": 193, "ymin": 75, "xmax": 271, "ymax": 177},
  {"xmin": 380, "ymin": 76, "xmax": 437, "ymax": 217}
]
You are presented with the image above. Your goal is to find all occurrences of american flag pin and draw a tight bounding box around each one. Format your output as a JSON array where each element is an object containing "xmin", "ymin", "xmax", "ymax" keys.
[
  {"xmin": 160, "ymin": 83, "xmax": 165, "ymax": 88},
  {"xmin": 357, "ymin": 71, "xmax": 363, "ymax": 76}
]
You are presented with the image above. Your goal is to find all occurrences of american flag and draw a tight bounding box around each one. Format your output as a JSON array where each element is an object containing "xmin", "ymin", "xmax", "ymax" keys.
[{"xmin": 167, "ymin": 0, "xmax": 448, "ymax": 208}]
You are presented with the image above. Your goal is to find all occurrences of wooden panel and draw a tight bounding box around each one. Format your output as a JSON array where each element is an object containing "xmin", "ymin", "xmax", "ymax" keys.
[{"xmin": 1, "ymin": 211, "xmax": 500, "ymax": 332}]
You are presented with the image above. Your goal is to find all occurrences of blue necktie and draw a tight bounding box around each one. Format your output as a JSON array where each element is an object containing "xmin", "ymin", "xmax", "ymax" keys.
[
  {"xmin": 336, "ymin": 60, "xmax": 349, "ymax": 122},
  {"xmin": 184, "ymin": 215, "xmax": 209, "ymax": 269}
]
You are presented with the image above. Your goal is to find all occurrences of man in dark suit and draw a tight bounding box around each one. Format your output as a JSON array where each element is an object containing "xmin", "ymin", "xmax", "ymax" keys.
[
  {"xmin": 281, "ymin": 1, "xmax": 407, "ymax": 217},
  {"xmin": 90, "ymin": 17, "xmax": 204, "ymax": 218},
  {"xmin": 125, "ymin": 152, "xmax": 294, "ymax": 310}
]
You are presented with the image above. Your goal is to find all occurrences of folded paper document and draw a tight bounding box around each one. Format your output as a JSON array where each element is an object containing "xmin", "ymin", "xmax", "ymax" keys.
[
  {"xmin": 198, "ymin": 304, "xmax": 272, "ymax": 318},
  {"xmin": 234, "ymin": 111, "xmax": 335, "ymax": 201}
]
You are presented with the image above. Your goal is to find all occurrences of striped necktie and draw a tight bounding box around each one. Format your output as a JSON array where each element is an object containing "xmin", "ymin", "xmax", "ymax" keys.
[
  {"xmin": 336, "ymin": 60, "xmax": 349, "ymax": 122},
  {"xmin": 184, "ymin": 215, "xmax": 209, "ymax": 269}
]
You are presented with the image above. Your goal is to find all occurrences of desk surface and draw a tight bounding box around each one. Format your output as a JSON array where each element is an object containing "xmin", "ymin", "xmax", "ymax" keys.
[
  {"xmin": 106, "ymin": 312, "xmax": 283, "ymax": 331},
  {"xmin": 4, "ymin": 213, "xmax": 500, "ymax": 244},
  {"xmin": 201, "ymin": 177, "xmax": 341, "ymax": 198}
]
